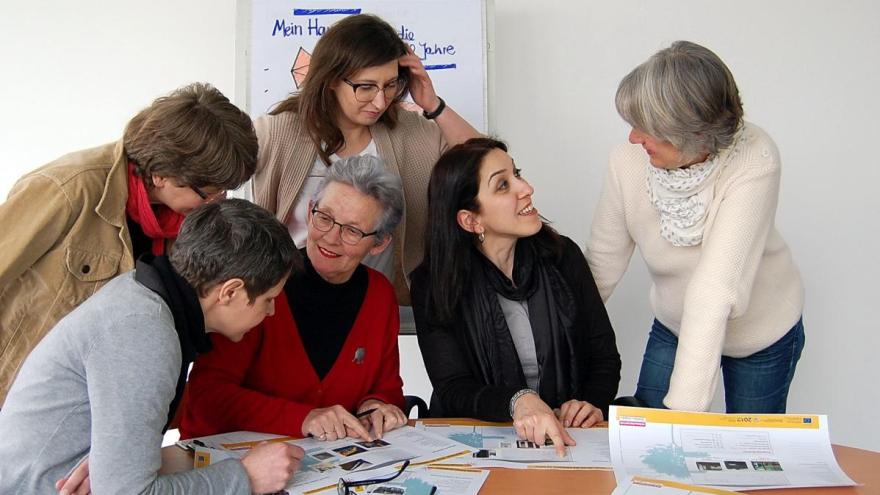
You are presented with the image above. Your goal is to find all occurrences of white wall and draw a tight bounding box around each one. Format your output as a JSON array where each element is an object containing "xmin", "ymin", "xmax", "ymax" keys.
[
  {"xmin": 0, "ymin": 1, "xmax": 239, "ymax": 194},
  {"xmin": 1, "ymin": 1, "xmax": 877, "ymax": 451}
]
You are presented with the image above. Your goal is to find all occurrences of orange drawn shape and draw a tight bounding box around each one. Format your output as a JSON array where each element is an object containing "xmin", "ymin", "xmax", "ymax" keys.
[{"xmin": 291, "ymin": 47, "xmax": 311, "ymax": 88}]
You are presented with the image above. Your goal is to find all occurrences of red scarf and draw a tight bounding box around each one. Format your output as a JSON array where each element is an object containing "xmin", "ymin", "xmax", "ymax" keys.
[{"xmin": 126, "ymin": 162, "xmax": 185, "ymax": 255}]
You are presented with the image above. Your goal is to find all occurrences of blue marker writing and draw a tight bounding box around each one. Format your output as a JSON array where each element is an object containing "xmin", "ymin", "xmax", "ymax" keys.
[
  {"xmin": 293, "ymin": 9, "xmax": 361, "ymax": 15},
  {"xmin": 425, "ymin": 64, "xmax": 457, "ymax": 71}
]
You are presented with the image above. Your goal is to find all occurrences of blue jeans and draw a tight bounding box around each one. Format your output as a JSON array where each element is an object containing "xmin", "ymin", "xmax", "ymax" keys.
[{"xmin": 634, "ymin": 318, "xmax": 805, "ymax": 413}]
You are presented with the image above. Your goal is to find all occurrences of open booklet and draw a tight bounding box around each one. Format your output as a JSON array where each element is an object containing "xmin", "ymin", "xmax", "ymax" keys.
[
  {"xmin": 608, "ymin": 406, "xmax": 857, "ymax": 491},
  {"xmin": 415, "ymin": 422, "xmax": 612, "ymax": 469},
  {"xmin": 179, "ymin": 426, "xmax": 473, "ymax": 494}
]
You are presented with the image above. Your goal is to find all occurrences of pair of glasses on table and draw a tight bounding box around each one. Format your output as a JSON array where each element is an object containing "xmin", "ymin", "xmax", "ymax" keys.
[{"xmin": 337, "ymin": 459, "xmax": 410, "ymax": 494}]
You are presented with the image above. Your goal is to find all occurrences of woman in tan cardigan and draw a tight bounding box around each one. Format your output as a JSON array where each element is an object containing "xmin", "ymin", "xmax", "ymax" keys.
[{"xmin": 253, "ymin": 14, "xmax": 480, "ymax": 302}]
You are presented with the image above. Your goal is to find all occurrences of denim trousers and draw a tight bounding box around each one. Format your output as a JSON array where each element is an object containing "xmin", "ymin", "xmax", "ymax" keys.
[{"xmin": 634, "ymin": 317, "xmax": 805, "ymax": 413}]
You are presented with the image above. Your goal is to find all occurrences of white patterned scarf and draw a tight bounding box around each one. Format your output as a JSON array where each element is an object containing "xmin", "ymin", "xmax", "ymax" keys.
[{"xmin": 646, "ymin": 156, "xmax": 720, "ymax": 247}]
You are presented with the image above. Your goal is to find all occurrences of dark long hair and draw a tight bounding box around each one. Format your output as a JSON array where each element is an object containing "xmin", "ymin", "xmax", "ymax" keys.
[
  {"xmin": 423, "ymin": 138, "xmax": 562, "ymax": 322},
  {"xmin": 270, "ymin": 14, "xmax": 411, "ymax": 165}
]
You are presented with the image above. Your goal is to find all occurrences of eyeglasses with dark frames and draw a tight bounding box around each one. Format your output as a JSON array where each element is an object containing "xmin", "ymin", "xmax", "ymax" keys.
[
  {"xmin": 342, "ymin": 77, "xmax": 407, "ymax": 103},
  {"xmin": 310, "ymin": 207, "xmax": 378, "ymax": 245},
  {"xmin": 337, "ymin": 460, "xmax": 410, "ymax": 495},
  {"xmin": 190, "ymin": 185, "xmax": 226, "ymax": 202}
]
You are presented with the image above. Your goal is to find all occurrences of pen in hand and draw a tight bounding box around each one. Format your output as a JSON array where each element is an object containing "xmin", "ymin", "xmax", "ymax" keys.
[
  {"xmin": 357, "ymin": 408, "xmax": 383, "ymax": 440},
  {"xmin": 356, "ymin": 408, "xmax": 377, "ymax": 419}
]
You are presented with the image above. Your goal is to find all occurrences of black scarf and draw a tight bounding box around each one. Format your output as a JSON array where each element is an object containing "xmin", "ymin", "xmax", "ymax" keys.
[
  {"xmin": 134, "ymin": 254, "xmax": 212, "ymax": 431},
  {"xmin": 460, "ymin": 235, "xmax": 581, "ymax": 409}
]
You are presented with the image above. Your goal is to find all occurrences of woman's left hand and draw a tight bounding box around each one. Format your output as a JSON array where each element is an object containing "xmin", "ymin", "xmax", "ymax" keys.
[
  {"xmin": 556, "ymin": 400, "xmax": 604, "ymax": 428},
  {"xmin": 398, "ymin": 46, "xmax": 441, "ymax": 114},
  {"xmin": 357, "ymin": 399, "xmax": 407, "ymax": 439}
]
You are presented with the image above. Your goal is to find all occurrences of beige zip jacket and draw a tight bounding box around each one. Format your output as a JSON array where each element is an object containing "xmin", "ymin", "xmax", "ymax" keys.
[{"xmin": 0, "ymin": 141, "xmax": 135, "ymax": 403}]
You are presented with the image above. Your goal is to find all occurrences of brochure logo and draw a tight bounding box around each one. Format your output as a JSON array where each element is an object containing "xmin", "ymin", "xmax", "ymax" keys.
[{"xmin": 620, "ymin": 416, "xmax": 646, "ymax": 427}]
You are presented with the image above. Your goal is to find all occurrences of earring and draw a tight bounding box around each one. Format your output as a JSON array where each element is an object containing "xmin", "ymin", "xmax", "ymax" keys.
[{"xmin": 478, "ymin": 232, "xmax": 485, "ymax": 244}]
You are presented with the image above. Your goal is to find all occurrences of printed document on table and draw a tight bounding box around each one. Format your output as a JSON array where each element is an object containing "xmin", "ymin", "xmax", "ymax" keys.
[
  {"xmin": 183, "ymin": 425, "xmax": 470, "ymax": 494},
  {"xmin": 331, "ymin": 465, "xmax": 489, "ymax": 495},
  {"xmin": 608, "ymin": 406, "xmax": 856, "ymax": 490},
  {"xmin": 612, "ymin": 476, "xmax": 745, "ymax": 495},
  {"xmin": 416, "ymin": 422, "xmax": 611, "ymax": 469},
  {"xmin": 419, "ymin": 466, "xmax": 489, "ymax": 494}
]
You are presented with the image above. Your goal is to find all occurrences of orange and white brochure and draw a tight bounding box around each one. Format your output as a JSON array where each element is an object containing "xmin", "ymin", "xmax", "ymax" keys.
[
  {"xmin": 179, "ymin": 426, "xmax": 471, "ymax": 494},
  {"xmin": 613, "ymin": 476, "xmax": 745, "ymax": 494},
  {"xmin": 608, "ymin": 406, "xmax": 856, "ymax": 491}
]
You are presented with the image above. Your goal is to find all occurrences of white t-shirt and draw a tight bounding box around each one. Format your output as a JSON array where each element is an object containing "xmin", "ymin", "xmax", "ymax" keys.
[{"xmin": 286, "ymin": 140, "xmax": 394, "ymax": 280}]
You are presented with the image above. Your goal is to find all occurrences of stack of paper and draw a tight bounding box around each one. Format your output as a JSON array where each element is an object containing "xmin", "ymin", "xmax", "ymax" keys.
[
  {"xmin": 180, "ymin": 426, "xmax": 484, "ymax": 494},
  {"xmin": 608, "ymin": 406, "xmax": 857, "ymax": 491}
]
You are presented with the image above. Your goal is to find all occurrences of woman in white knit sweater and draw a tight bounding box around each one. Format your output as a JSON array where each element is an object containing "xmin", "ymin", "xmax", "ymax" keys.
[{"xmin": 587, "ymin": 41, "xmax": 804, "ymax": 413}]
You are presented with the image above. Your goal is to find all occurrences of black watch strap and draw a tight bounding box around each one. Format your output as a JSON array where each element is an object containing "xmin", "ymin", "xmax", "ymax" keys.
[{"xmin": 422, "ymin": 97, "xmax": 446, "ymax": 120}]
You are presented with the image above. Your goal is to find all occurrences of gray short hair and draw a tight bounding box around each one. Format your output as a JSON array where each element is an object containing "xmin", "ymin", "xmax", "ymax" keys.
[
  {"xmin": 170, "ymin": 199, "xmax": 301, "ymax": 300},
  {"xmin": 312, "ymin": 155, "xmax": 404, "ymax": 243},
  {"xmin": 615, "ymin": 40, "xmax": 744, "ymax": 160}
]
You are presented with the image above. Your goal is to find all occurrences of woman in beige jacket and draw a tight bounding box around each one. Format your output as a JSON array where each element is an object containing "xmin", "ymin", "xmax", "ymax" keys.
[{"xmin": 0, "ymin": 82, "xmax": 258, "ymax": 403}]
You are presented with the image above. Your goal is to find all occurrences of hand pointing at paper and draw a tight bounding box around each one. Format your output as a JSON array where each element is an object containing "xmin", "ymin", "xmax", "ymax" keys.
[
  {"xmin": 302, "ymin": 405, "xmax": 373, "ymax": 442},
  {"xmin": 512, "ymin": 392, "xmax": 576, "ymax": 458}
]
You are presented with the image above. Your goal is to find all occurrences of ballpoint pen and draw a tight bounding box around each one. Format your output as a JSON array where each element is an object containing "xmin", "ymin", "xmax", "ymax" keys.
[{"xmin": 356, "ymin": 408, "xmax": 378, "ymax": 418}]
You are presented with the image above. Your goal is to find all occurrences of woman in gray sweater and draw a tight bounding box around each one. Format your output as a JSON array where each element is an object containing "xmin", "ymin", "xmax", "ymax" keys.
[{"xmin": 0, "ymin": 200, "xmax": 302, "ymax": 494}]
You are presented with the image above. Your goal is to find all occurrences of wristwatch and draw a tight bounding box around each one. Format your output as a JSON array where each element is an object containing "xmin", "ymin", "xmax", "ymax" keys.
[{"xmin": 422, "ymin": 96, "xmax": 446, "ymax": 120}]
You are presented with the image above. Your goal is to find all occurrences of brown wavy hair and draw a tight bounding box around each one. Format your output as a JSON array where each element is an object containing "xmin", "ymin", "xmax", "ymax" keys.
[
  {"xmin": 123, "ymin": 82, "xmax": 257, "ymax": 190},
  {"xmin": 270, "ymin": 14, "xmax": 411, "ymax": 165}
]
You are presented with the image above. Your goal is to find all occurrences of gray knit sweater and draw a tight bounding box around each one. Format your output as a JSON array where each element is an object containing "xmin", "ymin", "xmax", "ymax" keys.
[{"xmin": 0, "ymin": 272, "xmax": 251, "ymax": 494}]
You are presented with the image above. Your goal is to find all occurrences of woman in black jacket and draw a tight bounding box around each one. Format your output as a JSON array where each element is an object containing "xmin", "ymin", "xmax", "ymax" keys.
[{"xmin": 410, "ymin": 138, "xmax": 621, "ymax": 454}]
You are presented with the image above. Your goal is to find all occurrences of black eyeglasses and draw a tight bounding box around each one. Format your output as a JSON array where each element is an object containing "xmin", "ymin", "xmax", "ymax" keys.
[
  {"xmin": 342, "ymin": 77, "xmax": 407, "ymax": 103},
  {"xmin": 310, "ymin": 207, "xmax": 378, "ymax": 245},
  {"xmin": 190, "ymin": 185, "xmax": 226, "ymax": 202},
  {"xmin": 337, "ymin": 460, "xmax": 410, "ymax": 495}
]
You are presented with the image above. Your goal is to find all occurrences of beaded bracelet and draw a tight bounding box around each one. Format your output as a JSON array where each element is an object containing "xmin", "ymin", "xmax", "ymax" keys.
[{"xmin": 509, "ymin": 388, "xmax": 538, "ymax": 418}]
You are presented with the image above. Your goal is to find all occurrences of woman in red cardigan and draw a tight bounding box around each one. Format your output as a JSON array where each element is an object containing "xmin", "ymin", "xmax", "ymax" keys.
[{"xmin": 180, "ymin": 155, "xmax": 406, "ymax": 442}]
